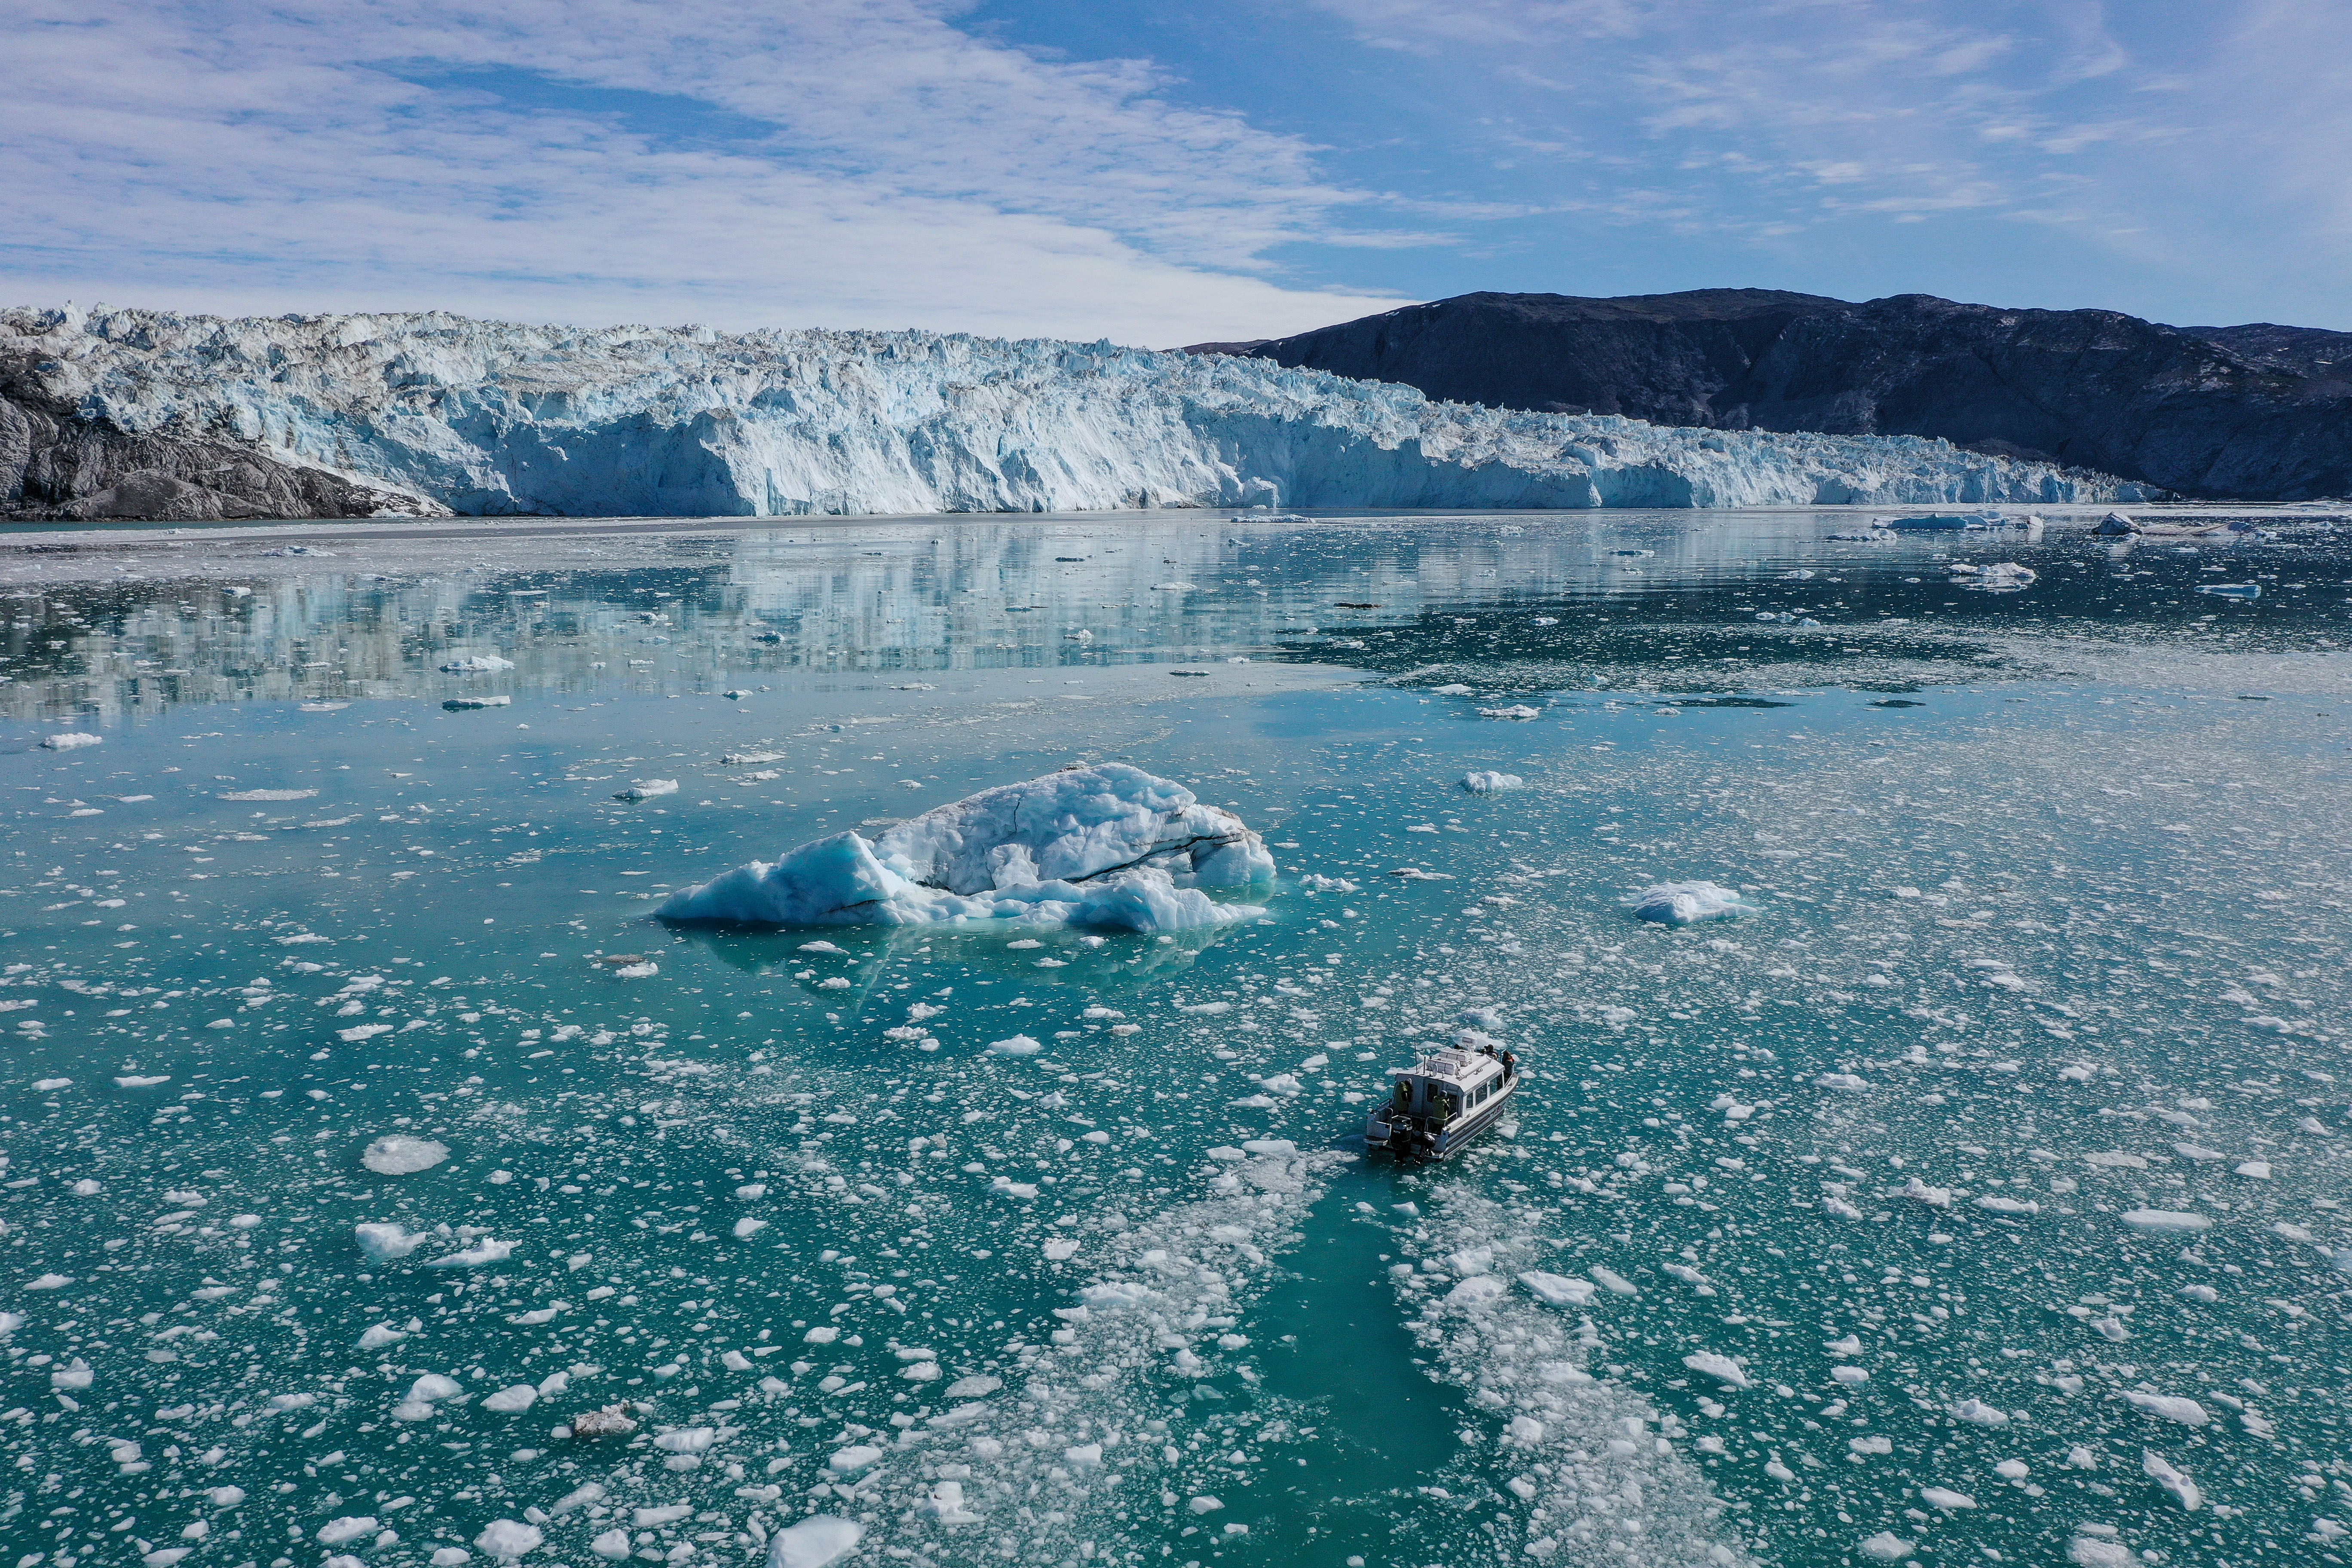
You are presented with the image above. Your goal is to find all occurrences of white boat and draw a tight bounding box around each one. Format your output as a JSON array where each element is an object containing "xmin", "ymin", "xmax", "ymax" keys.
[{"xmin": 1366, "ymin": 1045, "xmax": 1519, "ymax": 1160}]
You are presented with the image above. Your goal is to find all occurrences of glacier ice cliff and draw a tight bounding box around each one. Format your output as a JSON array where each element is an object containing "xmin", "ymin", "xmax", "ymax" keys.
[
  {"xmin": 1, "ymin": 304, "xmax": 2158, "ymax": 521},
  {"xmin": 658, "ymin": 763, "xmax": 1273, "ymax": 931}
]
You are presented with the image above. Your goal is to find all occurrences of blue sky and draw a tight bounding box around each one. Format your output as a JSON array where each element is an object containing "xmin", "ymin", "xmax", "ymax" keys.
[{"xmin": 7, "ymin": 1, "xmax": 2346, "ymax": 344}]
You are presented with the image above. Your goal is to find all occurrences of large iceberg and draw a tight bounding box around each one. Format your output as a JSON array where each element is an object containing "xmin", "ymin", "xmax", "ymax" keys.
[
  {"xmin": 658, "ymin": 764, "xmax": 1272, "ymax": 932},
  {"xmin": 2, "ymin": 306, "xmax": 2153, "ymax": 519}
]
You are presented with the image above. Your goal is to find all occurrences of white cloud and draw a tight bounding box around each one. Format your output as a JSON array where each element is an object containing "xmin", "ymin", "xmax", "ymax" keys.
[{"xmin": 0, "ymin": 0, "xmax": 1407, "ymax": 344}]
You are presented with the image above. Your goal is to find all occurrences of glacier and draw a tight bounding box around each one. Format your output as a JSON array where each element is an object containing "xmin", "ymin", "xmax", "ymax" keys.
[
  {"xmin": 658, "ymin": 763, "xmax": 1273, "ymax": 931},
  {"xmin": 1, "ymin": 305, "xmax": 2158, "ymax": 519}
]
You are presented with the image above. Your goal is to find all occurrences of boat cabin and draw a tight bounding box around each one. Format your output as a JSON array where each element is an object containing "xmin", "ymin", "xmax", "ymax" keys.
[{"xmin": 1370, "ymin": 1043, "xmax": 1518, "ymax": 1159}]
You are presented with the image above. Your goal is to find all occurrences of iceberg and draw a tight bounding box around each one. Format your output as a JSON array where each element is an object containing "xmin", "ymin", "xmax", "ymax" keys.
[
  {"xmin": 1, "ymin": 306, "xmax": 2152, "ymax": 520},
  {"xmin": 660, "ymin": 764, "xmax": 1272, "ymax": 932},
  {"xmin": 1628, "ymin": 881, "xmax": 1757, "ymax": 925},
  {"xmin": 1460, "ymin": 771, "xmax": 1525, "ymax": 793}
]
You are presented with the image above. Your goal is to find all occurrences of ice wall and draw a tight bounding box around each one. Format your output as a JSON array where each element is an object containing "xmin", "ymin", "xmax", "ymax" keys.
[{"xmin": 1, "ymin": 305, "xmax": 2157, "ymax": 517}]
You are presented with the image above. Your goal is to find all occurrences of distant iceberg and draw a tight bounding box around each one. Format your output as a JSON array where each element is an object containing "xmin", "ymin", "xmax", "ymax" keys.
[
  {"xmin": 659, "ymin": 764, "xmax": 1272, "ymax": 932},
  {"xmin": 1629, "ymin": 881, "xmax": 1758, "ymax": 925},
  {"xmin": 2, "ymin": 306, "xmax": 2155, "ymax": 518}
]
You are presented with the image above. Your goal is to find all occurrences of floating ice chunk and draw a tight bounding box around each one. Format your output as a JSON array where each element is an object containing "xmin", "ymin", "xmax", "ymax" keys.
[
  {"xmin": 1430, "ymin": 1279, "xmax": 1505, "ymax": 1316},
  {"xmin": 426, "ymin": 1236, "xmax": 514, "ymax": 1268},
  {"xmin": 481, "ymin": 1384, "xmax": 539, "ymax": 1414},
  {"xmin": 945, "ymin": 1374, "xmax": 1001, "ymax": 1398},
  {"xmin": 474, "ymin": 1520, "xmax": 542, "ymax": 1559},
  {"xmin": 1629, "ymin": 881, "xmax": 1757, "ymax": 925},
  {"xmin": 1831, "ymin": 1366, "xmax": 1870, "ymax": 1386},
  {"xmin": 662, "ymin": 765, "xmax": 1271, "ymax": 932},
  {"xmin": 733, "ymin": 1216, "xmax": 769, "ymax": 1240},
  {"xmin": 1858, "ymin": 1531, "xmax": 1914, "ymax": 1562},
  {"xmin": 2178, "ymin": 1283, "xmax": 2219, "ymax": 1303},
  {"xmin": 1043, "ymin": 1238, "xmax": 1080, "ymax": 1260},
  {"xmin": 1430, "ymin": 683, "xmax": 1474, "ymax": 695},
  {"xmin": 986, "ymin": 1035, "xmax": 1043, "ymax": 1055},
  {"xmin": 2173, "ymin": 1142, "xmax": 2226, "ymax": 1161},
  {"xmin": 42, "ymin": 732, "xmax": 102, "ymax": 750},
  {"xmin": 1899, "ymin": 1178, "xmax": 1952, "ymax": 1208},
  {"xmin": 1948, "ymin": 562, "xmax": 2036, "ymax": 589},
  {"xmin": 2197, "ymin": 582, "xmax": 2259, "ymax": 599},
  {"xmin": 1461, "ymin": 771, "xmax": 1525, "ymax": 793},
  {"xmin": 51, "ymin": 1357, "xmax": 92, "ymax": 1390},
  {"xmin": 2070, "ymin": 1536, "xmax": 2133, "ymax": 1568},
  {"xmin": 1919, "ymin": 1487, "xmax": 1976, "ymax": 1510},
  {"xmin": 1589, "ymin": 1265, "xmax": 1638, "ymax": 1296},
  {"xmin": 33, "ymin": 1078, "xmax": 70, "ymax": 1091},
  {"xmin": 2123, "ymin": 1391, "xmax": 2208, "ymax": 1427},
  {"xmin": 613, "ymin": 779, "xmax": 678, "ymax": 802},
  {"xmin": 633, "ymin": 1506, "xmax": 692, "ymax": 1528},
  {"xmin": 115, "ymin": 1075, "xmax": 171, "ymax": 1088},
  {"xmin": 1821, "ymin": 1197, "xmax": 1865, "ymax": 1219},
  {"xmin": 1517, "ymin": 1272, "xmax": 1596, "ymax": 1307},
  {"xmin": 220, "ymin": 788, "xmax": 318, "ymax": 802},
  {"xmin": 1949, "ymin": 1398, "xmax": 2010, "ymax": 1427},
  {"xmin": 358, "ymin": 1322, "xmax": 409, "ymax": 1350},
  {"xmin": 1476, "ymin": 704, "xmax": 1541, "ymax": 720},
  {"xmin": 922, "ymin": 1479, "xmax": 981, "ymax": 1524},
  {"xmin": 362, "ymin": 1136, "xmax": 449, "ymax": 1175},
  {"xmin": 2233, "ymin": 1160, "xmax": 2272, "ymax": 1179},
  {"xmin": 318, "ymin": 1518, "xmax": 379, "ymax": 1546},
  {"xmin": 2121, "ymin": 1209, "xmax": 2210, "ymax": 1233},
  {"xmin": 1682, "ymin": 1352, "xmax": 1752, "ymax": 1389},
  {"xmin": 26, "ymin": 1273, "xmax": 72, "ymax": 1290},
  {"xmin": 1973, "ymin": 1195, "xmax": 2040, "ymax": 1216},
  {"xmin": 827, "ymin": 1444, "xmax": 883, "ymax": 1475},
  {"xmin": 1824, "ymin": 1334, "xmax": 1862, "ymax": 1356},
  {"xmin": 1187, "ymin": 1497, "xmax": 1224, "ymax": 1515},
  {"xmin": 441, "ymin": 656, "xmax": 515, "ymax": 673},
  {"xmin": 803, "ymin": 1326, "xmax": 839, "ymax": 1343},
  {"xmin": 2143, "ymin": 1449, "xmax": 2202, "ymax": 1510},
  {"xmin": 355, "ymin": 1223, "xmax": 428, "ymax": 1262},
  {"xmin": 1815, "ymin": 1072, "xmax": 1869, "ymax": 1091},
  {"xmin": 655, "ymin": 1427, "xmax": 715, "ymax": 1453}
]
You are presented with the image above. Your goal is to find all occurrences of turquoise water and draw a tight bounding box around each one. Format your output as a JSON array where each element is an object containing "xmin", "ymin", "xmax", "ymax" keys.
[{"xmin": 3, "ymin": 509, "xmax": 2350, "ymax": 1568}]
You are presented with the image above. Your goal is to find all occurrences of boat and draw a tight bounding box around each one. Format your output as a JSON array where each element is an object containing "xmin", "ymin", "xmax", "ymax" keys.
[{"xmin": 1366, "ymin": 1044, "xmax": 1519, "ymax": 1160}]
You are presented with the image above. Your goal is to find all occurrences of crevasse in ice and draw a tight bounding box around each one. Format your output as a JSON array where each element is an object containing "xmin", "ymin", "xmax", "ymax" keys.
[
  {"xmin": 1, "ymin": 305, "xmax": 2157, "ymax": 516},
  {"xmin": 658, "ymin": 763, "xmax": 1273, "ymax": 931}
]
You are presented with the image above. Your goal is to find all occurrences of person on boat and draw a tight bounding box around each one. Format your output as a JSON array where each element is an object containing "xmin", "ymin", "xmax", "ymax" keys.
[{"xmin": 1501, "ymin": 1050, "xmax": 1517, "ymax": 1081}]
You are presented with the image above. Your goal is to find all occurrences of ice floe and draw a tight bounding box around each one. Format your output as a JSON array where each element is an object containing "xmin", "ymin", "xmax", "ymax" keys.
[
  {"xmin": 659, "ymin": 764, "xmax": 1271, "ymax": 932},
  {"xmin": 1461, "ymin": 771, "xmax": 1525, "ymax": 793},
  {"xmin": 1628, "ymin": 882, "xmax": 1757, "ymax": 925}
]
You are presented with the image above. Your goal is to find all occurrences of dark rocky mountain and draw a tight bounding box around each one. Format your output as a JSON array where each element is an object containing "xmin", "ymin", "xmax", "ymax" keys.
[
  {"xmin": 1189, "ymin": 290, "xmax": 2352, "ymax": 501},
  {"xmin": 1, "ymin": 347, "xmax": 436, "ymax": 523}
]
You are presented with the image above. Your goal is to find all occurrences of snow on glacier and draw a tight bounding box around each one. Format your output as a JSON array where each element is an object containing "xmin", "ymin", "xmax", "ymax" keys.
[
  {"xmin": 658, "ymin": 763, "xmax": 1273, "ymax": 930},
  {"xmin": 2, "ymin": 306, "xmax": 2155, "ymax": 516}
]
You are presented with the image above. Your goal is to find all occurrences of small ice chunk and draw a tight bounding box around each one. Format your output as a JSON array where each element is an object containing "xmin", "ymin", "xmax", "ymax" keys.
[
  {"xmin": 2121, "ymin": 1209, "xmax": 2210, "ymax": 1233},
  {"xmin": 613, "ymin": 779, "xmax": 679, "ymax": 802},
  {"xmin": 425, "ymin": 1236, "xmax": 514, "ymax": 1268},
  {"xmin": 318, "ymin": 1518, "xmax": 380, "ymax": 1546},
  {"xmin": 42, "ymin": 732, "xmax": 103, "ymax": 750},
  {"xmin": 1973, "ymin": 1195, "xmax": 2040, "ymax": 1216},
  {"xmin": 1831, "ymin": 1366, "xmax": 1869, "ymax": 1386},
  {"xmin": 1589, "ymin": 1265, "xmax": 1638, "ymax": 1296},
  {"xmin": 1517, "ymin": 1271, "xmax": 1596, "ymax": 1306},
  {"xmin": 1815, "ymin": 1072, "xmax": 1869, "ymax": 1091},
  {"xmin": 2142, "ymin": 1449, "xmax": 2202, "ymax": 1510},
  {"xmin": 1444, "ymin": 1276, "xmax": 1507, "ymax": 1309},
  {"xmin": 828, "ymin": 1444, "xmax": 883, "ymax": 1475},
  {"xmin": 945, "ymin": 1374, "xmax": 1001, "ymax": 1398},
  {"xmin": 473, "ymin": 1520, "xmax": 542, "ymax": 1559},
  {"xmin": 361, "ymin": 1136, "xmax": 449, "ymax": 1175},
  {"xmin": 1628, "ymin": 882, "xmax": 1757, "ymax": 925},
  {"xmin": 1858, "ymin": 1531, "xmax": 1914, "ymax": 1562},
  {"xmin": 986, "ymin": 1035, "xmax": 1043, "ymax": 1055},
  {"xmin": 2123, "ymin": 1391, "xmax": 2208, "ymax": 1427},
  {"xmin": 1919, "ymin": 1487, "xmax": 1976, "ymax": 1510},
  {"xmin": 355, "ymin": 1223, "xmax": 427, "ymax": 1262},
  {"xmin": 481, "ymin": 1384, "xmax": 539, "ymax": 1414},
  {"xmin": 1476, "ymin": 704, "xmax": 1542, "ymax": 720},
  {"xmin": 2234, "ymin": 1161, "xmax": 2272, "ymax": 1179},
  {"xmin": 441, "ymin": 655, "xmax": 515, "ymax": 673},
  {"xmin": 1682, "ymin": 1352, "xmax": 1751, "ymax": 1389},
  {"xmin": 1949, "ymin": 1398, "xmax": 2009, "ymax": 1427},
  {"xmin": 1461, "ymin": 771, "xmax": 1525, "ymax": 793},
  {"xmin": 1824, "ymin": 1335, "xmax": 1862, "ymax": 1356}
]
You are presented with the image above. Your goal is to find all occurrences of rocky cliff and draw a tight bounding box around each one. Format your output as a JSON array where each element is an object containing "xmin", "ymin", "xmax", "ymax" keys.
[{"xmin": 1197, "ymin": 290, "xmax": 2352, "ymax": 501}]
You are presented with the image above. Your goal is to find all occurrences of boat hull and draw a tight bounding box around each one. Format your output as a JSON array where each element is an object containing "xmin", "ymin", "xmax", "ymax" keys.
[{"xmin": 1368, "ymin": 1078, "xmax": 1516, "ymax": 1160}]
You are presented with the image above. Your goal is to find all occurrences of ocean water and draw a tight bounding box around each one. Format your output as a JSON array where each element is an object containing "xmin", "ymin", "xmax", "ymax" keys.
[{"xmin": 3, "ymin": 507, "xmax": 2349, "ymax": 1568}]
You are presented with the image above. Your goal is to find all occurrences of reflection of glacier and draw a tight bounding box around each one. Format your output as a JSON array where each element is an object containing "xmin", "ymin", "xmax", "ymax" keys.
[
  {"xmin": 0, "ymin": 510, "xmax": 2062, "ymax": 723},
  {"xmin": 11, "ymin": 307, "xmax": 2150, "ymax": 517}
]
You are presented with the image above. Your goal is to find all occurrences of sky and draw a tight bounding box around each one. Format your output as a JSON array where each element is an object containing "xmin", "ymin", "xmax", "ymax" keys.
[{"xmin": 6, "ymin": 0, "xmax": 2347, "ymax": 346}]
